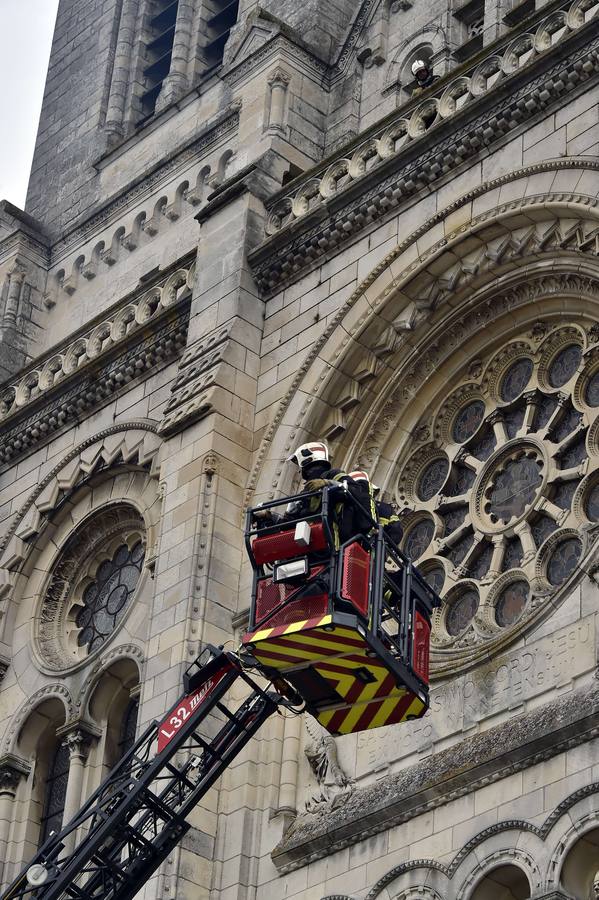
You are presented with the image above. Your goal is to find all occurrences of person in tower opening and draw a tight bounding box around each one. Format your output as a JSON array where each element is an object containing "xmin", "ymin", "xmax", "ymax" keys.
[{"xmin": 410, "ymin": 58, "xmax": 437, "ymax": 95}]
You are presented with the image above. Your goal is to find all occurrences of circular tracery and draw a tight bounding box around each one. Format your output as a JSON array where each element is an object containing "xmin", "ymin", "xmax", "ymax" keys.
[
  {"xmin": 396, "ymin": 323, "xmax": 597, "ymax": 651},
  {"xmin": 36, "ymin": 505, "xmax": 146, "ymax": 671}
]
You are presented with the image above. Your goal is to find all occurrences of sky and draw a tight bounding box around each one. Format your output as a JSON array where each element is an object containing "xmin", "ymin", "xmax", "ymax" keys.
[{"xmin": 0, "ymin": 0, "xmax": 60, "ymax": 209}]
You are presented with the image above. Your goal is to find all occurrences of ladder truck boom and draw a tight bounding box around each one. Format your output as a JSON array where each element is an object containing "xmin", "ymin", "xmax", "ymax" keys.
[
  {"xmin": 3, "ymin": 486, "xmax": 440, "ymax": 900},
  {"xmin": 2, "ymin": 649, "xmax": 290, "ymax": 900}
]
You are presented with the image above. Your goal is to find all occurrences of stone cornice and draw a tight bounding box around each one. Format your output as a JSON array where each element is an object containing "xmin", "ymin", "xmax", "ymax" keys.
[
  {"xmin": 272, "ymin": 680, "xmax": 599, "ymax": 871},
  {"xmin": 49, "ymin": 104, "xmax": 240, "ymax": 264},
  {"xmin": 249, "ymin": 2, "xmax": 599, "ymax": 295},
  {"xmin": 0, "ymin": 259, "xmax": 194, "ymax": 470}
]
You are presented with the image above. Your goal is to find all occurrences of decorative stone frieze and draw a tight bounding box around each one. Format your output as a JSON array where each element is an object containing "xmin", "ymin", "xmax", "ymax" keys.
[
  {"xmin": 0, "ymin": 262, "xmax": 193, "ymax": 468},
  {"xmin": 158, "ymin": 322, "xmax": 247, "ymax": 436},
  {"xmin": 250, "ymin": 3, "xmax": 599, "ymax": 292},
  {"xmin": 0, "ymin": 754, "xmax": 30, "ymax": 796},
  {"xmin": 57, "ymin": 721, "xmax": 100, "ymax": 762},
  {"xmin": 273, "ymin": 682, "xmax": 599, "ymax": 872}
]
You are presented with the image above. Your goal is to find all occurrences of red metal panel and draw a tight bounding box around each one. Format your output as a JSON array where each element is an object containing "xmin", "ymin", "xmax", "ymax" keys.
[
  {"xmin": 340, "ymin": 541, "xmax": 370, "ymax": 616},
  {"xmin": 255, "ymin": 565, "xmax": 328, "ymax": 627},
  {"xmin": 251, "ymin": 522, "xmax": 327, "ymax": 565},
  {"xmin": 413, "ymin": 610, "xmax": 430, "ymax": 684}
]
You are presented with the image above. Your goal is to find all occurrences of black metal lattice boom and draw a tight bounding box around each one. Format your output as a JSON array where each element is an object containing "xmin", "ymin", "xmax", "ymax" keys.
[{"xmin": 2, "ymin": 649, "xmax": 281, "ymax": 900}]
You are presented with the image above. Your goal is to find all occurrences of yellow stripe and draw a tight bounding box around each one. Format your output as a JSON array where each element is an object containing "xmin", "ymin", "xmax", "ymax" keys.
[
  {"xmin": 316, "ymin": 708, "xmax": 336, "ymax": 729},
  {"xmin": 250, "ymin": 626, "xmax": 275, "ymax": 642},
  {"xmin": 369, "ymin": 696, "xmax": 408, "ymax": 730},
  {"xmin": 276, "ymin": 631, "xmax": 368, "ymax": 656}
]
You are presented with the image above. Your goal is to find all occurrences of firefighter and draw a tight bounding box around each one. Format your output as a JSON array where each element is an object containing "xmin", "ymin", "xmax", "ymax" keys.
[
  {"xmin": 348, "ymin": 471, "xmax": 404, "ymax": 546},
  {"xmin": 410, "ymin": 58, "xmax": 437, "ymax": 95}
]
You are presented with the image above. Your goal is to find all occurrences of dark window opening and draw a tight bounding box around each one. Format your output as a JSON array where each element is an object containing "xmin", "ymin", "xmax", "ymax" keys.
[
  {"xmin": 138, "ymin": 0, "xmax": 179, "ymax": 124},
  {"xmin": 203, "ymin": 0, "xmax": 239, "ymax": 69},
  {"xmin": 453, "ymin": 0, "xmax": 484, "ymax": 62},
  {"xmin": 503, "ymin": 0, "xmax": 535, "ymax": 26},
  {"xmin": 39, "ymin": 742, "xmax": 70, "ymax": 847},
  {"xmin": 118, "ymin": 697, "xmax": 140, "ymax": 759}
]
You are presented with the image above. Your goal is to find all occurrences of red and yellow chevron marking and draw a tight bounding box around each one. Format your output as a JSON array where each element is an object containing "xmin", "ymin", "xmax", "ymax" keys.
[{"xmin": 244, "ymin": 617, "xmax": 427, "ymax": 735}]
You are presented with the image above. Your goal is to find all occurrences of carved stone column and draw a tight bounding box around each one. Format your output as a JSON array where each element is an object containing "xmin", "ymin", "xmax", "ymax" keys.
[
  {"xmin": 105, "ymin": 0, "xmax": 140, "ymax": 140},
  {"xmin": 0, "ymin": 754, "xmax": 31, "ymax": 884},
  {"xmin": 157, "ymin": 0, "xmax": 194, "ymax": 108},
  {"xmin": 266, "ymin": 69, "xmax": 290, "ymax": 135},
  {"xmin": 57, "ymin": 723, "xmax": 98, "ymax": 852}
]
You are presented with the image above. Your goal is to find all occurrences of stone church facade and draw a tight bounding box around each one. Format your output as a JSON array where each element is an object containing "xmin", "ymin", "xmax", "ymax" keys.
[{"xmin": 1, "ymin": 0, "xmax": 599, "ymax": 897}]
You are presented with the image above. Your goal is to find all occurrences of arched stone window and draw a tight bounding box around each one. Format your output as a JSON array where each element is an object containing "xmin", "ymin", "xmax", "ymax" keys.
[
  {"xmin": 87, "ymin": 658, "xmax": 141, "ymax": 775},
  {"xmin": 469, "ymin": 863, "xmax": 531, "ymax": 899},
  {"xmin": 35, "ymin": 504, "xmax": 146, "ymax": 672},
  {"xmin": 560, "ymin": 826, "xmax": 599, "ymax": 898},
  {"xmin": 118, "ymin": 697, "xmax": 139, "ymax": 759},
  {"xmin": 38, "ymin": 741, "xmax": 69, "ymax": 847},
  {"xmin": 391, "ymin": 321, "xmax": 598, "ymax": 664}
]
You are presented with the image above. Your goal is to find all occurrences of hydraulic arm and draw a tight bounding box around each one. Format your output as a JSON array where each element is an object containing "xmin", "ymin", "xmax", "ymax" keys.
[{"xmin": 2, "ymin": 649, "xmax": 292, "ymax": 900}]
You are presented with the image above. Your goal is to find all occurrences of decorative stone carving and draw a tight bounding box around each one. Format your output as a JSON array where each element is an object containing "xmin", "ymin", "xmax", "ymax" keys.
[
  {"xmin": 0, "ymin": 754, "xmax": 30, "ymax": 795},
  {"xmin": 304, "ymin": 719, "xmax": 353, "ymax": 812},
  {"xmin": 252, "ymin": 8, "xmax": 599, "ymax": 291},
  {"xmin": 58, "ymin": 722, "xmax": 99, "ymax": 762}
]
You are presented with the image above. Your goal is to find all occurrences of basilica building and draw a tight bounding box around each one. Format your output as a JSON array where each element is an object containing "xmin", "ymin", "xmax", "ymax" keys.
[{"xmin": 1, "ymin": 0, "xmax": 599, "ymax": 897}]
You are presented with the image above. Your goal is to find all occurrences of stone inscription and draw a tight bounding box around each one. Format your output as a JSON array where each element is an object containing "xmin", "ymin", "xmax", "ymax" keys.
[{"xmin": 355, "ymin": 616, "xmax": 595, "ymax": 778}]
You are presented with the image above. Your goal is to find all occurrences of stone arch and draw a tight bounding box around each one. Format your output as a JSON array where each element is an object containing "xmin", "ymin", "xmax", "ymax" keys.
[
  {"xmin": 247, "ymin": 159, "xmax": 599, "ymax": 505},
  {"xmin": 558, "ymin": 824, "xmax": 599, "ymax": 898},
  {"xmin": 246, "ymin": 159, "xmax": 599, "ymax": 674},
  {"xmin": 76, "ymin": 644, "xmax": 144, "ymax": 719},
  {"xmin": 3, "ymin": 684, "xmax": 73, "ymax": 754},
  {"xmin": 0, "ymin": 423, "xmax": 162, "ymax": 652},
  {"xmin": 466, "ymin": 863, "xmax": 532, "ymax": 900},
  {"xmin": 385, "ymin": 23, "xmax": 449, "ymax": 93}
]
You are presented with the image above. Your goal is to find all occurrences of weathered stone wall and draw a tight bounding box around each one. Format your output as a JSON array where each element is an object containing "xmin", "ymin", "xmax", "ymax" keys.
[{"xmin": 1, "ymin": 0, "xmax": 599, "ymax": 898}]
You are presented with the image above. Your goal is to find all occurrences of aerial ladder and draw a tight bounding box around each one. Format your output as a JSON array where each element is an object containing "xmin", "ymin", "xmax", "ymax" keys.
[{"xmin": 2, "ymin": 485, "xmax": 440, "ymax": 900}]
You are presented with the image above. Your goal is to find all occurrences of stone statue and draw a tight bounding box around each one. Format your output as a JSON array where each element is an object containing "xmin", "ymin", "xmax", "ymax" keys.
[
  {"xmin": 304, "ymin": 718, "xmax": 353, "ymax": 812},
  {"xmin": 591, "ymin": 871, "xmax": 599, "ymax": 900}
]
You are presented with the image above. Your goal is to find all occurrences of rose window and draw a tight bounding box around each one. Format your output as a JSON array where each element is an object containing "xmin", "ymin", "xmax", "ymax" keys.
[
  {"xmin": 397, "ymin": 324, "xmax": 599, "ymax": 650},
  {"xmin": 37, "ymin": 505, "xmax": 146, "ymax": 670}
]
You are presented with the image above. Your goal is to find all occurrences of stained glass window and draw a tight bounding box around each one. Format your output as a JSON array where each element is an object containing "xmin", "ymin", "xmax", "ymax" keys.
[
  {"xmin": 453, "ymin": 401, "xmax": 485, "ymax": 443},
  {"xmin": 553, "ymin": 480, "xmax": 580, "ymax": 511},
  {"xmin": 469, "ymin": 542, "xmax": 493, "ymax": 580},
  {"xmin": 535, "ymin": 393, "xmax": 558, "ymax": 429},
  {"xmin": 487, "ymin": 457, "xmax": 542, "ymax": 524},
  {"xmin": 118, "ymin": 697, "xmax": 139, "ymax": 759},
  {"xmin": 549, "ymin": 344, "xmax": 582, "ymax": 388},
  {"xmin": 532, "ymin": 514, "xmax": 557, "ymax": 547},
  {"xmin": 552, "ymin": 405, "xmax": 582, "ymax": 443},
  {"xmin": 585, "ymin": 483, "xmax": 599, "ymax": 521},
  {"xmin": 501, "ymin": 358, "xmax": 533, "ymax": 402},
  {"xmin": 495, "ymin": 580, "xmax": 528, "ymax": 627},
  {"xmin": 418, "ymin": 457, "xmax": 449, "ymax": 501},
  {"xmin": 448, "ymin": 465, "xmax": 476, "ymax": 496},
  {"xmin": 585, "ymin": 371, "xmax": 599, "ymax": 406},
  {"xmin": 442, "ymin": 505, "xmax": 467, "ymax": 535},
  {"xmin": 424, "ymin": 565, "xmax": 445, "ymax": 594},
  {"xmin": 470, "ymin": 427, "xmax": 496, "ymax": 461},
  {"xmin": 547, "ymin": 538, "xmax": 582, "ymax": 585},
  {"xmin": 504, "ymin": 405, "xmax": 525, "ymax": 440},
  {"xmin": 559, "ymin": 434, "xmax": 588, "ymax": 469},
  {"xmin": 447, "ymin": 530, "xmax": 474, "ymax": 566},
  {"xmin": 502, "ymin": 536, "xmax": 523, "ymax": 571},
  {"xmin": 76, "ymin": 542, "xmax": 144, "ymax": 654},
  {"xmin": 404, "ymin": 519, "xmax": 434, "ymax": 560},
  {"xmin": 39, "ymin": 742, "xmax": 70, "ymax": 847},
  {"xmin": 446, "ymin": 590, "xmax": 479, "ymax": 636}
]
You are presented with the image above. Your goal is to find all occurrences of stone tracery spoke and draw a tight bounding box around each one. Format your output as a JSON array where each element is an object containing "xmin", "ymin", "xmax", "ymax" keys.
[{"xmin": 395, "ymin": 321, "xmax": 598, "ymax": 654}]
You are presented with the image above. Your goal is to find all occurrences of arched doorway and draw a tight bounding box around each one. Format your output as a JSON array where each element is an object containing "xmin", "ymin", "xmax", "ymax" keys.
[{"xmin": 470, "ymin": 864, "xmax": 531, "ymax": 900}]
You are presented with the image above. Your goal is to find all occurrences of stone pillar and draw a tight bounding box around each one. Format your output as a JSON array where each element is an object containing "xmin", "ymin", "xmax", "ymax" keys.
[
  {"xmin": 2, "ymin": 265, "xmax": 25, "ymax": 329},
  {"xmin": 157, "ymin": 0, "xmax": 194, "ymax": 108},
  {"xmin": 266, "ymin": 69, "xmax": 291, "ymax": 135},
  {"xmin": 105, "ymin": 0, "xmax": 139, "ymax": 140},
  {"xmin": 56, "ymin": 724, "xmax": 98, "ymax": 853},
  {"xmin": 0, "ymin": 755, "xmax": 31, "ymax": 886}
]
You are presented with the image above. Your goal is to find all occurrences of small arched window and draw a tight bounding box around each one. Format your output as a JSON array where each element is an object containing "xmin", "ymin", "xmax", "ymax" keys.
[
  {"xmin": 118, "ymin": 697, "xmax": 139, "ymax": 760},
  {"xmin": 39, "ymin": 742, "xmax": 70, "ymax": 847}
]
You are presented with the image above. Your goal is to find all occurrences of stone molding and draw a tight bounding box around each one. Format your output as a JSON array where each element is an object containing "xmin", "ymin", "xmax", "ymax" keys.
[
  {"xmin": 50, "ymin": 103, "xmax": 241, "ymax": 264},
  {"xmin": 272, "ymin": 683, "xmax": 599, "ymax": 871},
  {"xmin": 250, "ymin": 10, "xmax": 599, "ymax": 292},
  {"xmin": 0, "ymin": 424, "xmax": 162, "ymax": 619},
  {"xmin": 158, "ymin": 322, "xmax": 239, "ymax": 436},
  {"xmin": 0, "ymin": 261, "xmax": 193, "ymax": 469},
  {"xmin": 75, "ymin": 643, "xmax": 144, "ymax": 717},
  {"xmin": 0, "ymin": 753, "xmax": 31, "ymax": 795},
  {"xmin": 3, "ymin": 684, "xmax": 74, "ymax": 754},
  {"xmin": 56, "ymin": 720, "xmax": 101, "ymax": 761},
  {"xmin": 245, "ymin": 178, "xmax": 599, "ymax": 510}
]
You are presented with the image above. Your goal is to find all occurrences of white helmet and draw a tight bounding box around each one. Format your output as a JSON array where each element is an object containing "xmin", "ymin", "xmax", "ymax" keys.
[
  {"xmin": 411, "ymin": 59, "xmax": 429, "ymax": 77},
  {"xmin": 287, "ymin": 441, "xmax": 329, "ymax": 469}
]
